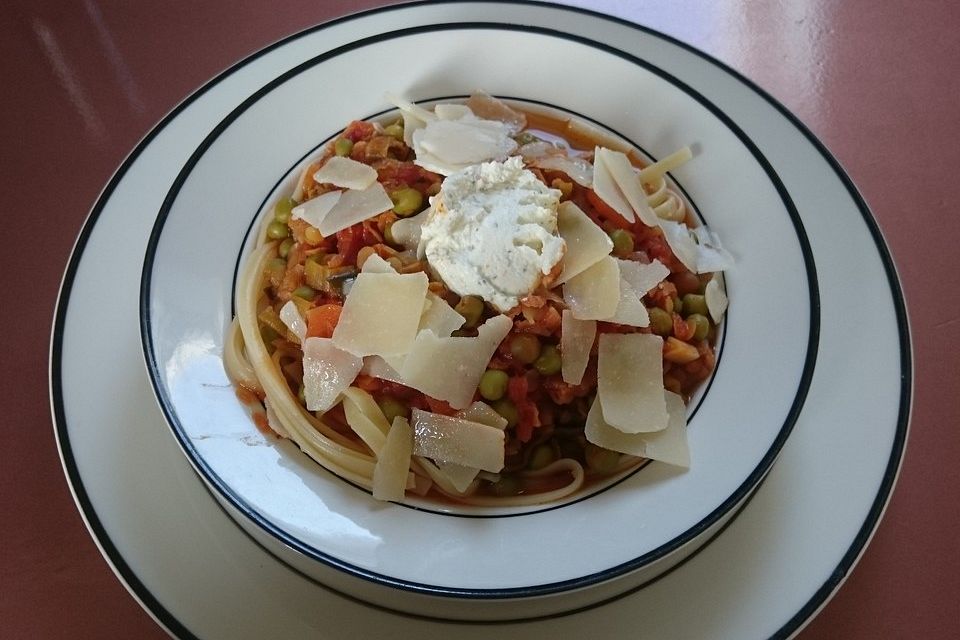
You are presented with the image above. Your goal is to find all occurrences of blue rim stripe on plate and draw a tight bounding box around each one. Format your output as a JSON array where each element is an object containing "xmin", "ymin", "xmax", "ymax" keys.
[{"xmin": 139, "ymin": 21, "xmax": 819, "ymax": 602}]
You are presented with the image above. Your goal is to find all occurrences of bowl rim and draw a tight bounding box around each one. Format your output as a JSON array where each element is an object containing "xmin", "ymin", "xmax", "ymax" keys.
[{"xmin": 139, "ymin": 20, "xmax": 820, "ymax": 601}]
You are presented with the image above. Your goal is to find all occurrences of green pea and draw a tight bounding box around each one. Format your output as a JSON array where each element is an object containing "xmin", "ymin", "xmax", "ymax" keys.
[
  {"xmin": 478, "ymin": 369, "xmax": 509, "ymax": 401},
  {"xmin": 489, "ymin": 474, "xmax": 519, "ymax": 497},
  {"xmin": 383, "ymin": 123, "xmax": 404, "ymax": 140},
  {"xmin": 384, "ymin": 220, "xmax": 399, "ymax": 247},
  {"xmin": 334, "ymin": 138, "xmax": 353, "ymax": 157},
  {"xmin": 492, "ymin": 398, "xmax": 519, "ymax": 428},
  {"xmin": 585, "ymin": 443, "xmax": 620, "ymax": 474},
  {"xmin": 648, "ymin": 307, "xmax": 673, "ymax": 336},
  {"xmin": 534, "ymin": 344, "xmax": 562, "ymax": 376},
  {"xmin": 510, "ymin": 333, "xmax": 541, "ymax": 364},
  {"xmin": 608, "ymin": 229, "xmax": 635, "ymax": 257},
  {"xmin": 267, "ymin": 220, "xmax": 289, "ymax": 240},
  {"xmin": 292, "ymin": 285, "xmax": 315, "ymax": 301},
  {"xmin": 514, "ymin": 131, "xmax": 541, "ymax": 146},
  {"xmin": 378, "ymin": 396, "xmax": 409, "ymax": 423},
  {"xmin": 687, "ymin": 313, "xmax": 711, "ymax": 341},
  {"xmin": 390, "ymin": 187, "xmax": 424, "ymax": 217},
  {"xmin": 528, "ymin": 444, "xmax": 556, "ymax": 471},
  {"xmin": 278, "ymin": 237, "xmax": 295, "ymax": 259},
  {"xmin": 274, "ymin": 196, "xmax": 295, "ymax": 224},
  {"xmin": 454, "ymin": 295, "xmax": 485, "ymax": 328},
  {"xmin": 260, "ymin": 324, "xmax": 280, "ymax": 347},
  {"xmin": 682, "ymin": 293, "xmax": 709, "ymax": 317}
]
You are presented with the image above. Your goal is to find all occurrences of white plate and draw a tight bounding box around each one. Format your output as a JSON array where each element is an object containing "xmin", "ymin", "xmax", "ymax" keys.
[{"xmin": 51, "ymin": 2, "xmax": 909, "ymax": 638}]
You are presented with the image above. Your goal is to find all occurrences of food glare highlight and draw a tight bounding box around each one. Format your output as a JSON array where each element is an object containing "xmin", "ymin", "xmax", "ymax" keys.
[{"xmin": 225, "ymin": 92, "xmax": 732, "ymax": 506}]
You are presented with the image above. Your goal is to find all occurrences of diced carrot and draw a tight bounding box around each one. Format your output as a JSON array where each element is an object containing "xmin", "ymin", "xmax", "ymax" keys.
[
  {"xmin": 306, "ymin": 303, "xmax": 343, "ymax": 339},
  {"xmin": 353, "ymin": 374, "xmax": 382, "ymax": 393},
  {"xmin": 586, "ymin": 189, "xmax": 632, "ymax": 230}
]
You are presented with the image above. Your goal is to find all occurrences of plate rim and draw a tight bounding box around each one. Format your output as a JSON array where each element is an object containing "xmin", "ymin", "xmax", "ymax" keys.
[{"xmin": 49, "ymin": 1, "xmax": 912, "ymax": 638}]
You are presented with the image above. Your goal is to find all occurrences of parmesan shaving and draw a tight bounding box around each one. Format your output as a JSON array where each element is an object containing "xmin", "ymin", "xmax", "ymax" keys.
[
  {"xmin": 603, "ymin": 277, "xmax": 650, "ymax": 328},
  {"xmin": 692, "ymin": 225, "xmax": 736, "ymax": 273},
  {"xmin": 434, "ymin": 103, "xmax": 474, "ymax": 120},
  {"xmin": 384, "ymin": 92, "xmax": 435, "ymax": 147},
  {"xmin": 596, "ymin": 147, "xmax": 659, "ymax": 227},
  {"xmin": 399, "ymin": 315, "xmax": 512, "ymax": 409},
  {"xmin": 465, "ymin": 92, "xmax": 527, "ymax": 135},
  {"xmin": 411, "ymin": 409, "xmax": 505, "ymax": 472},
  {"xmin": 360, "ymin": 253, "xmax": 397, "ymax": 274},
  {"xmin": 563, "ymin": 256, "xmax": 620, "ymax": 320},
  {"xmin": 597, "ymin": 333, "xmax": 668, "ymax": 433},
  {"xmin": 584, "ymin": 391, "xmax": 689, "ymax": 467},
  {"xmin": 591, "ymin": 147, "xmax": 634, "ymax": 223},
  {"xmin": 301, "ymin": 337, "xmax": 363, "ymax": 412},
  {"xmin": 457, "ymin": 401, "xmax": 509, "ymax": 430},
  {"xmin": 659, "ymin": 220, "xmax": 699, "ymax": 273},
  {"xmin": 313, "ymin": 156, "xmax": 378, "ymax": 190},
  {"xmin": 556, "ymin": 201, "xmax": 614, "ymax": 284},
  {"xmin": 432, "ymin": 401, "xmax": 508, "ymax": 493},
  {"xmin": 278, "ymin": 300, "xmax": 307, "ymax": 344},
  {"xmin": 332, "ymin": 271, "xmax": 428, "ymax": 357},
  {"xmin": 372, "ymin": 416, "xmax": 414, "ymax": 501},
  {"xmin": 411, "ymin": 115, "xmax": 517, "ymax": 176},
  {"xmin": 318, "ymin": 182, "xmax": 393, "ymax": 237},
  {"xmin": 531, "ymin": 154, "xmax": 594, "ymax": 187},
  {"xmin": 360, "ymin": 356, "xmax": 405, "ymax": 385},
  {"xmin": 705, "ymin": 277, "xmax": 729, "ymax": 323},
  {"xmin": 419, "ymin": 292, "xmax": 465, "ymax": 338},
  {"xmin": 291, "ymin": 190, "xmax": 341, "ymax": 229},
  {"xmin": 560, "ymin": 310, "xmax": 596, "ymax": 385},
  {"xmin": 617, "ymin": 259, "xmax": 670, "ymax": 296}
]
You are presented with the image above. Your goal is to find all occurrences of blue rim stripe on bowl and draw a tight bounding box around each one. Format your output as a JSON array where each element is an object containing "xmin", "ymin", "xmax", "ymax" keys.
[{"xmin": 139, "ymin": 22, "xmax": 819, "ymax": 603}]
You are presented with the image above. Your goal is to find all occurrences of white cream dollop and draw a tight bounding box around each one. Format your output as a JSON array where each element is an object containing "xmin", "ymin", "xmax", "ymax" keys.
[{"xmin": 419, "ymin": 157, "xmax": 565, "ymax": 312}]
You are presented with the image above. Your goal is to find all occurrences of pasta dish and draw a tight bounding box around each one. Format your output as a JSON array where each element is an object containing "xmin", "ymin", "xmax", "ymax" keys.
[{"xmin": 224, "ymin": 93, "xmax": 732, "ymax": 506}]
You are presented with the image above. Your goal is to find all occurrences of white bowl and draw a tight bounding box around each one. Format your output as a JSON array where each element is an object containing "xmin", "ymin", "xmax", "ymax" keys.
[{"xmin": 140, "ymin": 19, "xmax": 816, "ymax": 621}]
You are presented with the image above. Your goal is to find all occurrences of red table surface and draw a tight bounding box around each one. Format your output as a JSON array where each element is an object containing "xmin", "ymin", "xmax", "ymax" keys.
[{"xmin": 2, "ymin": 1, "xmax": 957, "ymax": 638}]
